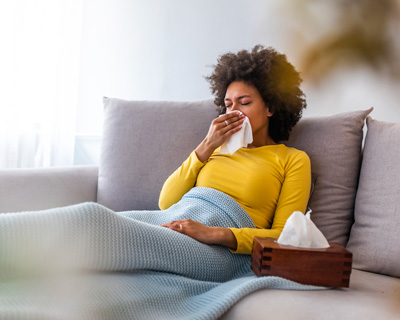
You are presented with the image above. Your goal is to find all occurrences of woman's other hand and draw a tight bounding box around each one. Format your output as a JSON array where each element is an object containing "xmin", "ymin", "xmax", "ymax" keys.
[
  {"xmin": 195, "ymin": 111, "xmax": 245, "ymax": 162},
  {"xmin": 161, "ymin": 219, "xmax": 238, "ymax": 250}
]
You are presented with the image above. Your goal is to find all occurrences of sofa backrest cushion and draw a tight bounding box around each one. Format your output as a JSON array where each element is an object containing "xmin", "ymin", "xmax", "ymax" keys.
[
  {"xmin": 286, "ymin": 108, "xmax": 372, "ymax": 246},
  {"xmin": 97, "ymin": 98, "xmax": 218, "ymax": 211},
  {"xmin": 346, "ymin": 117, "xmax": 400, "ymax": 277}
]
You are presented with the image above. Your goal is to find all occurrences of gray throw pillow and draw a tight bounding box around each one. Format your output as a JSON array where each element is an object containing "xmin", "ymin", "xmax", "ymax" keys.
[
  {"xmin": 97, "ymin": 98, "xmax": 218, "ymax": 211},
  {"xmin": 286, "ymin": 108, "xmax": 373, "ymax": 246},
  {"xmin": 346, "ymin": 117, "xmax": 400, "ymax": 277}
]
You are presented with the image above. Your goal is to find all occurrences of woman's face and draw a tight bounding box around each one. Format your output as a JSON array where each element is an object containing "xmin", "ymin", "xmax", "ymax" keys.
[{"xmin": 224, "ymin": 81, "xmax": 274, "ymax": 146}]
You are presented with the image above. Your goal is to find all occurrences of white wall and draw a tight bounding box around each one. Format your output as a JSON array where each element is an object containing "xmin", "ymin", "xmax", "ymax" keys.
[{"xmin": 74, "ymin": 0, "xmax": 400, "ymax": 165}]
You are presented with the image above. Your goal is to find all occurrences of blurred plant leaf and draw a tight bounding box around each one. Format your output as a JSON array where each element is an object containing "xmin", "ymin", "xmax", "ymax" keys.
[{"xmin": 288, "ymin": 0, "xmax": 400, "ymax": 83}]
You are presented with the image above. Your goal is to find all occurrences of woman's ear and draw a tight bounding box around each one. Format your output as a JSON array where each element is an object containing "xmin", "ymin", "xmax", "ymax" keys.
[{"xmin": 266, "ymin": 107, "xmax": 274, "ymax": 117}]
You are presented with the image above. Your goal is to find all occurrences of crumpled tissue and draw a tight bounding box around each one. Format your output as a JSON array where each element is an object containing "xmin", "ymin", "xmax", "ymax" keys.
[
  {"xmin": 277, "ymin": 210, "xmax": 330, "ymax": 248},
  {"xmin": 219, "ymin": 113, "xmax": 253, "ymax": 155}
]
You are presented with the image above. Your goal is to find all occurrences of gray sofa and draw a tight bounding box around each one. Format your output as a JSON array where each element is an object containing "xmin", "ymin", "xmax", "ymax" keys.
[{"xmin": 1, "ymin": 98, "xmax": 399, "ymax": 319}]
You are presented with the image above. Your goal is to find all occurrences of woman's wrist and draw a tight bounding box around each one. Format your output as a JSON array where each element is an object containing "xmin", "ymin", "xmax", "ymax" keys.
[
  {"xmin": 210, "ymin": 227, "xmax": 237, "ymax": 251},
  {"xmin": 195, "ymin": 139, "xmax": 215, "ymax": 163}
]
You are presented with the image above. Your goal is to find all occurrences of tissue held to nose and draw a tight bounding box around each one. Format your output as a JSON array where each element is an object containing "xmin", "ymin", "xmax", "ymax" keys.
[
  {"xmin": 219, "ymin": 112, "xmax": 253, "ymax": 155},
  {"xmin": 277, "ymin": 211, "xmax": 330, "ymax": 248}
]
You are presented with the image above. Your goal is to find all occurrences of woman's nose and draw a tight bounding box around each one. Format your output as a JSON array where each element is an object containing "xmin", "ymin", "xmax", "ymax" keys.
[{"xmin": 230, "ymin": 103, "xmax": 240, "ymax": 112}]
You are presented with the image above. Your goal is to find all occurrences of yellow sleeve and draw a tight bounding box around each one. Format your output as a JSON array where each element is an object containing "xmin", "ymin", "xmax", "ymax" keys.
[
  {"xmin": 158, "ymin": 151, "xmax": 206, "ymax": 210},
  {"xmin": 229, "ymin": 151, "xmax": 311, "ymax": 254}
]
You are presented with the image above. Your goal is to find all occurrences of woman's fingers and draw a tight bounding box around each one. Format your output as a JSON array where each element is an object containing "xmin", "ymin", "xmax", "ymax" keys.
[
  {"xmin": 205, "ymin": 112, "xmax": 245, "ymax": 148},
  {"xmin": 161, "ymin": 219, "xmax": 214, "ymax": 244},
  {"xmin": 161, "ymin": 219, "xmax": 190, "ymax": 231},
  {"xmin": 218, "ymin": 112, "xmax": 245, "ymax": 136},
  {"xmin": 220, "ymin": 111, "xmax": 244, "ymax": 129},
  {"xmin": 194, "ymin": 111, "xmax": 246, "ymax": 161}
]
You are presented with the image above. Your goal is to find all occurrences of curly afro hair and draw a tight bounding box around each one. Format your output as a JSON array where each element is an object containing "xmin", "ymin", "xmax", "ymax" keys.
[{"xmin": 206, "ymin": 45, "xmax": 306, "ymax": 142}]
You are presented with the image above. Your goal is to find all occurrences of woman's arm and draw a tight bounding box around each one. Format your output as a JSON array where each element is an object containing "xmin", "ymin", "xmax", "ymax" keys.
[
  {"xmin": 229, "ymin": 151, "xmax": 312, "ymax": 254},
  {"xmin": 158, "ymin": 151, "xmax": 205, "ymax": 210},
  {"xmin": 161, "ymin": 219, "xmax": 238, "ymax": 250}
]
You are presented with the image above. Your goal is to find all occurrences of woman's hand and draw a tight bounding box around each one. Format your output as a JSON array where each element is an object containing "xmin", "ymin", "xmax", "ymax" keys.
[
  {"xmin": 195, "ymin": 111, "xmax": 245, "ymax": 162},
  {"xmin": 161, "ymin": 219, "xmax": 238, "ymax": 250}
]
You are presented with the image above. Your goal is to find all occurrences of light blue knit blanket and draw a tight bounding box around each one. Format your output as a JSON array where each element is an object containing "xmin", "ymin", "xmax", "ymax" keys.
[{"xmin": 0, "ymin": 187, "xmax": 321, "ymax": 319}]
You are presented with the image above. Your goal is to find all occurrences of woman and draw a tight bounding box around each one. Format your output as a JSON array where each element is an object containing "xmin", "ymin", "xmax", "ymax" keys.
[
  {"xmin": 0, "ymin": 46, "xmax": 313, "ymax": 319},
  {"xmin": 160, "ymin": 45, "xmax": 311, "ymax": 255}
]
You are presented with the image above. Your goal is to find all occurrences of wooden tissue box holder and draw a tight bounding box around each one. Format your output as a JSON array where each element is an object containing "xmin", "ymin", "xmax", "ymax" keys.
[{"xmin": 251, "ymin": 237, "xmax": 353, "ymax": 287}]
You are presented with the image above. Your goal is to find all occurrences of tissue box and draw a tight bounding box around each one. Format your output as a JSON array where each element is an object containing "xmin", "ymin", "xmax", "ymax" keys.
[{"xmin": 251, "ymin": 237, "xmax": 352, "ymax": 287}]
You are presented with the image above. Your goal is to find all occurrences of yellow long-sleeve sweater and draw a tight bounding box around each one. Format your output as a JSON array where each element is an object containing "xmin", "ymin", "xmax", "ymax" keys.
[{"xmin": 159, "ymin": 145, "xmax": 311, "ymax": 254}]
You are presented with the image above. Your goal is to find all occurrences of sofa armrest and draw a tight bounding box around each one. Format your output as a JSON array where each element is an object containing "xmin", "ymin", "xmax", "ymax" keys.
[{"xmin": 0, "ymin": 166, "xmax": 98, "ymax": 213}]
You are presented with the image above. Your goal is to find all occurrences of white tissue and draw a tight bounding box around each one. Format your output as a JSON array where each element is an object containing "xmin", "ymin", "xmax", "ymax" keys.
[
  {"xmin": 277, "ymin": 210, "xmax": 330, "ymax": 248},
  {"xmin": 219, "ymin": 114, "xmax": 253, "ymax": 155}
]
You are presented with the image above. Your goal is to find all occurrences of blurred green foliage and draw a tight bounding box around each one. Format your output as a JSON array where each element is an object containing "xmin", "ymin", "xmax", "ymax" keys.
[{"xmin": 286, "ymin": 0, "xmax": 400, "ymax": 83}]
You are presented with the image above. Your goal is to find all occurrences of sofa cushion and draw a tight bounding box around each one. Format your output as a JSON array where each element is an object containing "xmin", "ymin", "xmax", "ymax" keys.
[
  {"xmin": 0, "ymin": 166, "xmax": 98, "ymax": 213},
  {"xmin": 286, "ymin": 108, "xmax": 372, "ymax": 246},
  {"xmin": 222, "ymin": 269, "xmax": 400, "ymax": 320},
  {"xmin": 346, "ymin": 117, "xmax": 400, "ymax": 277},
  {"xmin": 97, "ymin": 98, "xmax": 218, "ymax": 211}
]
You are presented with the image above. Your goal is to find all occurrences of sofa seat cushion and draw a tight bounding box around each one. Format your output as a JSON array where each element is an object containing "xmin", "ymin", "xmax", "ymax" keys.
[
  {"xmin": 221, "ymin": 269, "xmax": 400, "ymax": 320},
  {"xmin": 347, "ymin": 117, "xmax": 400, "ymax": 277}
]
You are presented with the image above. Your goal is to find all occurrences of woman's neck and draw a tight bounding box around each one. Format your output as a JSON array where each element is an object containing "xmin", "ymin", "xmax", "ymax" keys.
[{"xmin": 247, "ymin": 136, "xmax": 277, "ymax": 148}]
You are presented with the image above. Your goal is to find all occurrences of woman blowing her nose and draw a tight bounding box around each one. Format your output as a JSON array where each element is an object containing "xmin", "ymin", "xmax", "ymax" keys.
[{"xmin": 160, "ymin": 45, "xmax": 311, "ymax": 254}]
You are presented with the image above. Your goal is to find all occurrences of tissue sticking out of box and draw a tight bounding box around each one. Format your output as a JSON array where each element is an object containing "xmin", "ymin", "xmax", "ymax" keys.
[{"xmin": 277, "ymin": 210, "xmax": 330, "ymax": 248}]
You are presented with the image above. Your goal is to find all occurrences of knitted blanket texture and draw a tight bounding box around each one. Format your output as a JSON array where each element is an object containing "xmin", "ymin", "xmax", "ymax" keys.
[{"xmin": 0, "ymin": 187, "xmax": 321, "ymax": 320}]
